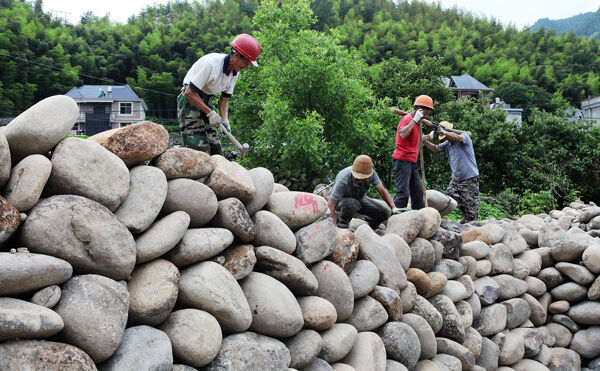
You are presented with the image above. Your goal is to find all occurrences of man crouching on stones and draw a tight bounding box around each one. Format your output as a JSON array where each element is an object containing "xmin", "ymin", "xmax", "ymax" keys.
[{"xmin": 328, "ymin": 154, "xmax": 398, "ymax": 230}]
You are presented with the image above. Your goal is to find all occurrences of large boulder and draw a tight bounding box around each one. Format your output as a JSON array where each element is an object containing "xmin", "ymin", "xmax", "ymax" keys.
[
  {"xmin": 152, "ymin": 147, "xmax": 213, "ymax": 179},
  {"xmin": 3, "ymin": 154, "xmax": 52, "ymax": 212},
  {"xmin": 426, "ymin": 189, "xmax": 457, "ymax": 216},
  {"xmin": 245, "ymin": 167, "xmax": 275, "ymax": 215},
  {"xmin": 311, "ymin": 260, "xmax": 354, "ymax": 322},
  {"xmin": 135, "ymin": 211, "xmax": 190, "ymax": 264},
  {"xmin": 252, "ymin": 210, "xmax": 296, "ymax": 254},
  {"xmin": 386, "ymin": 210, "xmax": 425, "ymax": 244},
  {"xmin": 165, "ymin": 228, "xmax": 234, "ymax": 268},
  {"xmin": 46, "ymin": 137, "xmax": 130, "ymax": 211},
  {"xmin": 211, "ymin": 198, "xmax": 256, "ymax": 243},
  {"xmin": 266, "ymin": 191, "xmax": 328, "ymax": 230},
  {"xmin": 4, "ymin": 95, "xmax": 78, "ymax": 163},
  {"xmin": 0, "ymin": 250, "xmax": 72, "ymax": 295},
  {"xmin": 54, "ymin": 275, "xmax": 129, "ymax": 363},
  {"xmin": 254, "ymin": 245, "xmax": 319, "ymax": 295},
  {"xmin": 204, "ymin": 154, "xmax": 255, "ymax": 203},
  {"xmin": 88, "ymin": 121, "xmax": 169, "ymax": 166},
  {"xmin": 21, "ymin": 195, "xmax": 136, "ymax": 280},
  {"xmin": 295, "ymin": 219, "xmax": 338, "ymax": 264},
  {"xmin": 162, "ymin": 178, "xmax": 218, "ymax": 227}
]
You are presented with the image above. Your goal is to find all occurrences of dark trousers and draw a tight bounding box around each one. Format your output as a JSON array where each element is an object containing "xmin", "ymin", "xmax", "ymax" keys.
[
  {"xmin": 335, "ymin": 197, "xmax": 391, "ymax": 229},
  {"xmin": 392, "ymin": 158, "xmax": 424, "ymax": 210}
]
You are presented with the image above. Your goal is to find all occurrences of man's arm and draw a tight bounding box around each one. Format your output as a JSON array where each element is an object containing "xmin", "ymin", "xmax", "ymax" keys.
[
  {"xmin": 424, "ymin": 140, "xmax": 442, "ymax": 153},
  {"xmin": 328, "ymin": 197, "xmax": 338, "ymax": 226},
  {"xmin": 184, "ymin": 85, "xmax": 212, "ymax": 115},
  {"xmin": 444, "ymin": 131, "xmax": 463, "ymax": 142},
  {"xmin": 218, "ymin": 95, "xmax": 229, "ymax": 122},
  {"xmin": 374, "ymin": 183, "xmax": 396, "ymax": 210},
  {"xmin": 398, "ymin": 120, "xmax": 417, "ymax": 139}
]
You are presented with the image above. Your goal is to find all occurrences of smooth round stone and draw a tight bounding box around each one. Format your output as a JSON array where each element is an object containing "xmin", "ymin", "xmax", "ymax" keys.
[
  {"xmin": 99, "ymin": 325, "xmax": 173, "ymax": 371},
  {"xmin": 442, "ymin": 280, "xmax": 468, "ymax": 303},
  {"xmin": 512, "ymin": 258, "xmax": 530, "ymax": 280},
  {"xmin": 475, "ymin": 260, "xmax": 492, "ymax": 277},
  {"xmin": 463, "ymin": 327, "xmax": 483, "ymax": 359},
  {"xmin": 348, "ymin": 260, "xmax": 380, "ymax": 298},
  {"xmin": 473, "ymin": 276, "xmax": 501, "ymax": 305},
  {"xmin": 204, "ymin": 154, "xmax": 255, "ymax": 203},
  {"xmin": 512, "ymin": 359, "xmax": 550, "ymax": 371},
  {"xmin": 432, "ymin": 353, "xmax": 462, "ymax": 371},
  {"xmin": 295, "ymin": 219, "xmax": 338, "ymax": 264},
  {"xmin": 410, "ymin": 295, "xmax": 443, "ymax": 334},
  {"xmin": 297, "ymin": 296, "xmax": 337, "ymax": 331},
  {"xmin": 537, "ymin": 267, "xmax": 566, "ymax": 289},
  {"xmin": 548, "ymin": 300, "xmax": 570, "ymax": 314},
  {"xmin": 577, "ymin": 206, "xmax": 600, "ymax": 223},
  {"xmin": 212, "ymin": 198, "xmax": 256, "ymax": 243},
  {"xmin": 47, "ymin": 137, "xmax": 130, "ymax": 211},
  {"xmin": 426, "ymin": 189, "xmax": 457, "ymax": 216},
  {"xmin": 402, "ymin": 312, "xmax": 437, "ymax": 359},
  {"xmin": 462, "ymin": 241, "xmax": 489, "ymax": 259},
  {"xmin": 30, "ymin": 285, "xmax": 61, "ymax": 308},
  {"xmin": 160, "ymin": 309, "xmax": 222, "ymax": 367},
  {"xmin": 553, "ymin": 314, "xmax": 579, "ymax": 333},
  {"xmin": 330, "ymin": 229, "xmax": 360, "ymax": 274},
  {"xmin": 377, "ymin": 322, "xmax": 420, "ymax": 369},
  {"xmin": 550, "ymin": 282, "xmax": 588, "ymax": 302},
  {"xmin": 298, "ymin": 357, "xmax": 332, "ymax": 370},
  {"xmin": 401, "ymin": 282, "xmax": 418, "ymax": 312},
  {"xmin": 255, "ymin": 245, "xmax": 319, "ymax": 295},
  {"xmin": 345, "ymin": 296, "xmax": 388, "ymax": 331},
  {"xmin": 418, "ymin": 207, "xmax": 441, "ymax": 239},
  {"xmin": 113, "ymin": 165, "xmax": 168, "ymax": 233},
  {"xmin": 0, "ymin": 251, "xmax": 72, "ymax": 295},
  {"xmin": 152, "ymin": 147, "xmax": 213, "ymax": 180},
  {"xmin": 21, "ymin": 195, "xmax": 136, "ymax": 280},
  {"xmin": 550, "ymin": 239, "xmax": 588, "ymax": 262},
  {"xmin": 516, "ymin": 250, "xmax": 542, "ymax": 275},
  {"xmin": 409, "ymin": 237, "xmax": 436, "ymax": 272},
  {"xmin": 0, "ymin": 298, "xmax": 64, "ymax": 342},
  {"xmin": 431, "ymin": 240, "xmax": 444, "ymax": 264},
  {"xmin": 483, "ymin": 223, "xmax": 505, "ymax": 244},
  {"xmin": 476, "ymin": 337, "xmax": 500, "ymax": 370},
  {"xmin": 266, "ymin": 191, "xmax": 328, "ymax": 230},
  {"xmin": 473, "ymin": 303, "xmax": 507, "ymax": 337},
  {"xmin": 311, "ymin": 261, "xmax": 354, "ymax": 322},
  {"xmin": 386, "ymin": 210, "xmax": 425, "ymax": 244},
  {"xmin": 429, "ymin": 294, "xmax": 465, "ymax": 343},
  {"xmin": 588, "ymin": 275, "xmax": 600, "ymax": 300},
  {"xmin": 502, "ymin": 298, "xmax": 531, "ymax": 329},
  {"xmin": 525, "ymin": 276, "xmax": 547, "ymax": 297},
  {"xmin": 253, "ymin": 210, "xmax": 296, "ymax": 254},
  {"xmin": 135, "ymin": 211, "xmax": 190, "ymax": 264},
  {"xmin": 0, "ymin": 195, "xmax": 20, "ymax": 244},
  {"xmin": 492, "ymin": 274, "xmax": 528, "ymax": 300},
  {"xmin": 456, "ymin": 300, "xmax": 473, "ymax": 329},
  {"xmin": 127, "ymin": 259, "xmax": 179, "ymax": 326},
  {"xmin": 284, "ymin": 329, "xmax": 323, "ymax": 369},
  {"xmin": 466, "ymin": 293, "xmax": 482, "ymax": 318},
  {"xmin": 340, "ymin": 332, "xmax": 386, "ymax": 371},
  {"xmin": 4, "ymin": 95, "xmax": 78, "ymax": 163},
  {"xmin": 556, "ymin": 262, "xmax": 595, "ymax": 285},
  {"xmin": 242, "ymin": 272, "xmax": 304, "ymax": 338},
  {"xmin": 488, "ymin": 243, "xmax": 514, "ymax": 274},
  {"xmin": 331, "ymin": 363, "xmax": 356, "ymax": 371},
  {"xmin": 245, "ymin": 167, "xmax": 275, "ymax": 216},
  {"xmin": 519, "ymin": 228, "xmax": 539, "ymax": 245},
  {"xmin": 54, "ymin": 274, "xmax": 129, "ymax": 363},
  {"xmin": 355, "ymin": 224, "xmax": 407, "ymax": 293},
  {"xmin": 380, "ymin": 233, "xmax": 411, "ymax": 271},
  {"xmin": 461, "ymin": 227, "xmax": 493, "ymax": 245},
  {"xmin": 582, "ymin": 244, "xmax": 600, "ymax": 274},
  {"xmin": 162, "ymin": 179, "xmax": 218, "ymax": 227},
  {"xmin": 548, "ymin": 347, "xmax": 581, "ymax": 371},
  {"xmin": 165, "ymin": 228, "xmax": 234, "ymax": 268},
  {"xmin": 500, "ymin": 227, "xmax": 528, "ymax": 255},
  {"xmin": 0, "ymin": 133, "xmax": 10, "ymax": 186},
  {"xmin": 0, "ymin": 340, "xmax": 95, "ymax": 370},
  {"xmin": 415, "ymin": 360, "xmax": 442, "ymax": 370},
  {"xmin": 386, "ymin": 360, "xmax": 409, "ymax": 371},
  {"xmin": 523, "ymin": 293, "xmax": 549, "ymax": 327},
  {"xmin": 568, "ymin": 301, "xmax": 600, "ymax": 325},
  {"xmin": 178, "ymin": 261, "xmax": 251, "ymax": 333},
  {"xmin": 205, "ymin": 332, "xmax": 291, "ymax": 370},
  {"xmin": 570, "ymin": 326, "xmax": 600, "ymax": 359},
  {"xmin": 436, "ymin": 337, "xmax": 475, "ymax": 370},
  {"xmin": 432, "ymin": 259, "xmax": 464, "ymax": 279},
  {"xmin": 3, "ymin": 154, "xmax": 51, "ymax": 212},
  {"xmin": 319, "ymin": 323, "xmax": 358, "ymax": 363},
  {"xmin": 538, "ymin": 224, "xmax": 569, "ymax": 248},
  {"xmin": 219, "ymin": 244, "xmax": 256, "ymax": 280}
]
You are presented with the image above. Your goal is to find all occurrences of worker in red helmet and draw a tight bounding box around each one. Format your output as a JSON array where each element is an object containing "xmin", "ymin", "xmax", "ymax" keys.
[
  {"xmin": 390, "ymin": 95, "xmax": 434, "ymax": 210},
  {"xmin": 177, "ymin": 34, "xmax": 261, "ymax": 155}
]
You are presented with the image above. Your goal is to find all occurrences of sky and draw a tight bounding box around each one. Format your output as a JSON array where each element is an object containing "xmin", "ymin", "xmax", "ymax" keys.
[{"xmin": 42, "ymin": 0, "xmax": 600, "ymax": 30}]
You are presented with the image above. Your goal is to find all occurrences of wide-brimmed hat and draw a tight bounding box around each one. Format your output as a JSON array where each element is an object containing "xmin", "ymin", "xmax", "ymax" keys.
[
  {"xmin": 351, "ymin": 155, "xmax": 373, "ymax": 179},
  {"xmin": 439, "ymin": 121, "xmax": 453, "ymax": 140}
]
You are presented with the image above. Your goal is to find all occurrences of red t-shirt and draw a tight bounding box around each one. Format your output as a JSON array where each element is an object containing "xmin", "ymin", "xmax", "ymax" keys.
[{"xmin": 392, "ymin": 113, "xmax": 420, "ymax": 163}]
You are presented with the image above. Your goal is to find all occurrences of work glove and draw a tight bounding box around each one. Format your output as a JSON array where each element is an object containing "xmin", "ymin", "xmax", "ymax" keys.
[
  {"xmin": 428, "ymin": 130, "xmax": 436, "ymax": 140},
  {"xmin": 439, "ymin": 127, "xmax": 448, "ymax": 135},
  {"xmin": 222, "ymin": 120, "xmax": 231, "ymax": 132},
  {"xmin": 207, "ymin": 111, "xmax": 221, "ymax": 129},
  {"xmin": 413, "ymin": 108, "xmax": 424, "ymax": 123}
]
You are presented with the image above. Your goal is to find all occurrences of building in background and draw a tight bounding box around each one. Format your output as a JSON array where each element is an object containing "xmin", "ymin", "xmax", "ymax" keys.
[
  {"xmin": 443, "ymin": 73, "xmax": 494, "ymax": 99},
  {"xmin": 65, "ymin": 85, "xmax": 147, "ymax": 136},
  {"xmin": 581, "ymin": 96, "xmax": 600, "ymax": 124}
]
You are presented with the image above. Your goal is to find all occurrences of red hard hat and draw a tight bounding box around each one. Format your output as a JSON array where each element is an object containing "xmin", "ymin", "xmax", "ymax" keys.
[
  {"xmin": 230, "ymin": 34, "xmax": 261, "ymax": 67},
  {"xmin": 413, "ymin": 95, "xmax": 434, "ymax": 110}
]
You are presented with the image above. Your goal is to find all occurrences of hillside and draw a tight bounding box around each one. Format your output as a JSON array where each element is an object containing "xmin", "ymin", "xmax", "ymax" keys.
[{"xmin": 531, "ymin": 8, "xmax": 600, "ymax": 39}]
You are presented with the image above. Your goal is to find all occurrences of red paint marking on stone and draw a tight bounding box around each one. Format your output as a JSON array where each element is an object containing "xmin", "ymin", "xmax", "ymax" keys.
[
  {"xmin": 323, "ymin": 263, "xmax": 329, "ymax": 271},
  {"xmin": 294, "ymin": 193, "xmax": 319, "ymax": 214}
]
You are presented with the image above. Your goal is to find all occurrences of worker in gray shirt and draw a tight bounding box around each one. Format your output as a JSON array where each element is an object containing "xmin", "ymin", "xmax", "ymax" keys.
[
  {"xmin": 424, "ymin": 121, "xmax": 479, "ymax": 223},
  {"xmin": 328, "ymin": 155, "xmax": 398, "ymax": 229}
]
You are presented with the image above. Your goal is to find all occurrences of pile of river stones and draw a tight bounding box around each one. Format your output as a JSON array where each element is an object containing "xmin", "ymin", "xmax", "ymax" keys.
[{"xmin": 1, "ymin": 95, "xmax": 600, "ymax": 371}]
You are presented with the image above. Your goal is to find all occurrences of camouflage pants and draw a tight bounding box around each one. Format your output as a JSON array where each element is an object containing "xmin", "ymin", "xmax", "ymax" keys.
[
  {"xmin": 176, "ymin": 89, "xmax": 222, "ymax": 155},
  {"xmin": 447, "ymin": 176, "xmax": 479, "ymax": 223}
]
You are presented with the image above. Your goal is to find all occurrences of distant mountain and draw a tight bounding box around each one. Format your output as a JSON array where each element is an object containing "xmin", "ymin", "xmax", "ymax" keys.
[{"xmin": 530, "ymin": 8, "xmax": 600, "ymax": 39}]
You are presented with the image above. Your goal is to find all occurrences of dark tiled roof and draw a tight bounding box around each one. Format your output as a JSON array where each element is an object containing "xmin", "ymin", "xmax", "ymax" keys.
[
  {"xmin": 447, "ymin": 74, "xmax": 493, "ymax": 91},
  {"xmin": 65, "ymin": 85, "xmax": 141, "ymax": 100}
]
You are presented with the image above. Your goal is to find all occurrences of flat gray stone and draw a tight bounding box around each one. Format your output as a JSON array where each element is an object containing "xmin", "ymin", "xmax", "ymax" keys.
[
  {"xmin": 318, "ymin": 323, "xmax": 357, "ymax": 363},
  {"xmin": 165, "ymin": 228, "xmax": 234, "ymax": 268},
  {"xmin": 311, "ymin": 260, "xmax": 354, "ymax": 322},
  {"xmin": 377, "ymin": 322, "xmax": 420, "ymax": 369},
  {"xmin": 0, "ymin": 251, "xmax": 72, "ymax": 295},
  {"xmin": 255, "ymin": 245, "xmax": 319, "ymax": 296},
  {"xmin": 253, "ymin": 210, "xmax": 296, "ymax": 254},
  {"xmin": 284, "ymin": 330, "xmax": 323, "ymax": 369},
  {"xmin": 0, "ymin": 298, "xmax": 64, "ymax": 342},
  {"xmin": 295, "ymin": 219, "xmax": 338, "ymax": 264},
  {"xmin": 135, "ymin": 211, "xmax": 190, "ymax": 264},
  {"xmin": 340, "ymin": 332, "xmax": 386, "ymax": 371},
  {"xmin": 0, "ymin": 340, "xmax": 96, "ymax": 370},
  {"xmin": 162, "ymin": 179, "xmax": 218, "ymax": 227},
  {"xmin": 3, "ymin": 154, "xmax": 51, "ymax": 212}
]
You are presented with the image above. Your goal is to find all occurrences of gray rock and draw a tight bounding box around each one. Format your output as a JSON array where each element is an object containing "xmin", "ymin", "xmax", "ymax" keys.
[
  {"xmin": 473, "ymin": 276, "xmax": 501, "ymax": 305},
  {"xmin": 205, "ymin": 332, "xmax": 291, "ymax": 371},
  {"xmin": 555, "ymin": 262, "xmax": 595, "ymax": 285},
  {"xmin": 22, "ymin": 195, "xmax": 136, "ymax": 280},
  {"xmin": 430, "ymin": 228, "xmax": 463, "ymax": 261},
  {"xmin": 432, "ymin": 259, "xmax": 465, "ymax": 279},
  {"xmin": 462, "ymin": 326, "xmax": 483, "ymax": 359},
  {"xmin": 442, "ymin": 280, "xmax": 468, "ymax": 303},
  {"xmin": 135, "ymin": 211, "xmax": 190, "ymax": 264},
  {"xmin": 512, "ymin": 258, "xmax": 530, "ymax": 279},
  {"xmin": 582, "ymin": 244, "xmax": 600, "ymax": 274},
  {"xmin": 476, "ymin": 337, "xmax": 499, "ymax": 370},
  {"xmin": 409, "ymin": 237, "xmax": 436, "ymax": 272},
  {"xmin": 436, "ymin": 337, "xmax": 475, "ymax": 370},
  {"xmin": 4, "ymin": 95, "xmax": 78, "ymax": 163},
  {"xmin": 456, "ymin": 300, "xmax": 473, "ymax": 329},
  {"xmin": 538, "ymin": 224, "xmax": 569, "ymax": 249},
  {"xmin": 311, "ymin": 260, "xmax": 354, "ymax": 322},
  {"xmin": 402, "ymin": 312, "xmax": 437, "ymax": 359},
  {"xmin": 502, "ymin": 298, "xmax": 531, "ymax": 329},
  {"xmin": 568, "ymin": 301, "xmax": 600, "ymax": 325},
  {"xmin": 151, "ymin": 147, "xmax": 213, "ymax": 180},
  {"xmin": 242, "ymin": 272, "xmax": 304, "ymax": 338},
  {"xmin": 355, "ymin": 224, "xmax": 407, "ymax": 292},
  {"xmin": 54, "ymin": 275, "xmax": 129, "ymax": 363},
  {"xmin": 99, "ymin": 326, "xmax": 172, "ymax": 371},
  {"xmin": 522, "ymin": 293, "xmax": 548, "ymax": 327},
  {"xmin": 576, "ymin": 206, "xmax": 600, "ymax": 223},
  {"xmin": 475, "ymin": 260, "xmax": 492, "ymax": 277},
  {"xmin": 509, "ymin": 328, "xmax": 545, "ymax": 358},
  {"xmin": 348, "ymin": 260, "xmax": 380, "ymax": 298},
  {"xmin": 369, "ymin": 285, "xmax": 403, "ymax": 321},
  {"xmin": 426, "ymin": 189, "xmax": 457, "ymax": 216},
  {"xmin": 211, "ymin": 198, "xmax": 256, "ymax": 243},
  {"xmin": 0, "ymin": 340, "xmax": 96, "ymax": 370},
  {"xmin": 113, "ymin": 165, "xmax": 168, "ymax": 233},
  {"xmin": 588, "ymin": 275, "xmax": 600, "ymax": 300},
  {"xmin": 429, "ymin": 294, "xmax": 465, "ymax": 342},
  {"xmin": 255, "ymin": 245, "xmax": 319, "ymax": 295},
  {"xmin": 492, "ymin": 274, "xmax": 529, "ymax": 300},
  {"xmin": 492, "ymin": 331, "xmax": 525, "ymax": 366},
  {"xmin": 295, "ymin": 219, "xmax": 338, "ymax": 264},
  {"xmin": 284, "ymin": 330, "xmax": 323, "ymax": 369},
  {"xmin": 253, "ymin": 210, "xmax": 297, "ymax": 254},
  {"xmin": 340, "ymin": 332, "xmax": 386, "ymax": 371},
  {"xmin": 537, "ymin": 267, "xmax": 566, "ymax": 290},
  {"xmin": 302, "ymin": 358, "xmax": 334, "ymax": 371},
  {"xmin": 410, "ymin": 295, "xmax": 443, "ymax": 334},
  {"xmin": 550, "ymin": 282, "xmax": 588, "ymax": 302},
  {"xmin": 571, "ymin": 327, "xmax": 600, "ymax": 359},
  {"xmin": 0, "ymin": 251, "xmax": 72, "ymax": 295},
  {"xmin": 548, "ymin": 347, "xmax": 581, "ymax": 371},
  {"xmin": 47, "ymin": 137, "xmax": 130, "ymax": 211},
  {"xmin": 205, "ymin": 154, "xmax": 255, "ymax": 203},
  {"xmin": 127, "ymin": 259, "xmax": 179, "ymax": 326},
  {"xmin": 550, "ymin": 238, "xmax": 588, "ymax": 262},
  {"xmin": 483, "ymin": 223, "xmax": 506, "ymax": 244},
  {"xmin": 461, "ymin": 240, "xmax": 489, "ymax": 259},
  {"xmin": 178, "ymin": 261, "xmax": 251, "ymax": 333},
  {"xmin": 525, "ymin": 276, "xmax": 547, "ymax": 297},
  {"xmin": 418, "ymin": 207, "xmax": 441, "ymax": 239},
  {"xmin": 385, "ymin": 360, "xmax": 409, "ymax": 371},
  {"xmin": 30, "ymin": 285, "xmax": 61, "ymax": 308},
  {"xmin": 245, "ymin": 167, "xmax": 275, "ymax": 216},
  {"xmin": 165, "ymin": 228, "xmax": 234, "ymax": 268},
  {"xmin": 431, "ymin": 354, "xmax": 461, "ymax": 371},
  {"xmin": 318, "ymin": 324, "xmax": 357, "ymax": 363},
  {"xmin": 296, "ymin": 296, "xmax": 337, "ymax": 332},
  {"xmin": 489, "ymin": 243, "xmax": 514, "ymax": 274},
  {"xmin": 3, "ymin": 154, "xmax": 51, "ymax": 212},
  {"xmin": 517, "ymin": 250, "xmax": 542, "ymax": 276},
  {"xmin": 548, "ymin": 300, "xmax": 570, "ymax": 314},
  {"xmin": 162, "ymin": 179, "xmax": 218, "ymax": 227},
  {"xmin": 386, "ymin": 210, "xmax": 425, "ymax": 244},
  {"xmin": 520, "ymin": 228, "xmax": 539, "ymax": 245},
  {"xmin": 432, "ymin": 239, "xmax": 444, "ymax": 264},
  {"xmin": 0, "ymin": 133, "xmax": 10, "ymax": 186},
  {"xmin": 401, "ymin": 282, "xmax": 418, "ymax": 313},
  {"xmin": 345, "ymin": 295, "xmax": 388, "ymax": 331},
  {"xmin": 473, "ymin": 303, "xmax": 507, "ymax": 336},
  {"xmin": 377, "ymin": 322, "xmax": 420, "ymax": 369},
  {"xmin": 266, "ymin": 191, "xmax": 328, "ymax": 230},
  {"xmin": 380, "ymin": 233, "xmax": 411, "ymax": 271},
  {"xmin": 460, "ymin": 256, "xmax": 478, "ymax": 279},
  {"xmin": 0, "ymin": 298, "xmax": 64, "ymax": 342},
  {"xmin": 466, "ymin": 293, "xmax": 482, "ymax": 318},
  {"xmin": 159, "ymin": 309, "xmax": 222, "ymax": 368},
  {"xmin": 501, "ymin": 226, "xmax": 528, "ymax": 255}
]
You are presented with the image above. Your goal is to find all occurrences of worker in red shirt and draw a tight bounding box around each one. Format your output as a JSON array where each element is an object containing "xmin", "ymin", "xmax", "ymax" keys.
[{"xmin": 391, "ymin": 95, "xmax": 434, "ymax": 210}]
